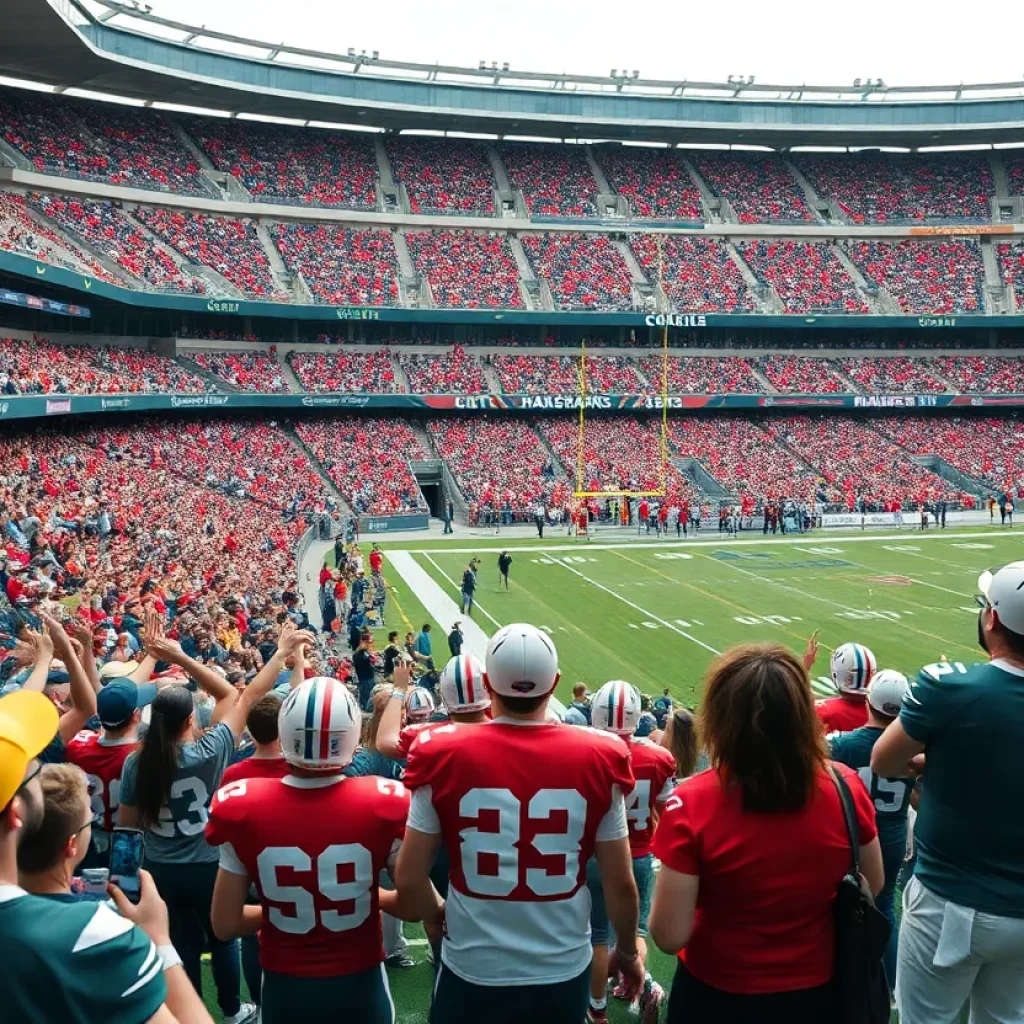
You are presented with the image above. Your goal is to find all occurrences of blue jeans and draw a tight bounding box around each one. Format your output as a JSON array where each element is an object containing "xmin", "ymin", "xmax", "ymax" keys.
[
  {"xmin": 879, "ymin": 838, "xmax": 906, "ymax": 992},
  {"xmin": 587, "ymin": 853, "xmax": 654, "ymax": 945}
]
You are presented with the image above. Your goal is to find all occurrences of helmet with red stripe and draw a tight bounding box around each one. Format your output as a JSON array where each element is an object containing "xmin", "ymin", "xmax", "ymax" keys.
[
  {"xmin": 591, "ymin": 680, "xmax": 642, "ymax": 736},
  {"xmin": 278, "ymin": 676, "xmax": 361, "ymax": 771},
  {"xmin": 405, "ymin": 686, "xmax": 436, "ymax": 723},
  {"xmin": 830, "ymin": 643, "xmax": 878, "ymax": 695},
  {"xmin": 440, "ymin": 653, "xmax": 490, "ymax": 713}
]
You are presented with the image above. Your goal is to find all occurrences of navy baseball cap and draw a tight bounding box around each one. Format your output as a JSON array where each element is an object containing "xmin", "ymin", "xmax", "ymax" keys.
[{"xmin": 97, "ymin": 680, "xmax": 157, "ymax": 727}]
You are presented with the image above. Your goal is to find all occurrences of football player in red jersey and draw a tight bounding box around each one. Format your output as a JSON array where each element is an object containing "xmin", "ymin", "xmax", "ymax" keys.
[
  {"xmin": 206, "ymin": 676, "xmax": 414, "ymax": 1023},
  {"xmin": 396, "ymin": 623, "xmax": 644, "ymax": 1024},
  {"xmin": 587, "ymin": 681, "xmax": 676, "ymax": 1024},
  {"xmin": 377, "ymin": 675, "xmax": 440, "ymax": 761},
  {"xmin": 815, "ymin": 642, "xmax": 876, "ymax": 733},
  {"xmin": 219, "ymin": 695, "xmax": 289, "ymax": 786}
]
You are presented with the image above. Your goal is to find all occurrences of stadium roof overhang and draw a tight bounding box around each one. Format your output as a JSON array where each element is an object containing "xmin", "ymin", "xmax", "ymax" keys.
[{"xmin": 4, "ymin": 0, "xmax": 1024, "ymax": 148}]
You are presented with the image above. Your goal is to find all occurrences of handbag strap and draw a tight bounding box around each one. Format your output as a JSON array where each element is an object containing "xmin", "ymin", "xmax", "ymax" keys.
[{"xmin": 828, "ymin": 764, "xmax": 861, "ymax": 876}]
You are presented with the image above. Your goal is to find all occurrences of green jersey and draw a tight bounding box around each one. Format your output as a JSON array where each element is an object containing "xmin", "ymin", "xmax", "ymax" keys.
[
  {"xmin": 120, "ymin": 721, "xmax": 234, "ymax": 864},
  {"xmin": 828, "ymin": 726, "xmax": 912, "ymax": 849},
  {"xmin": 0, "ymin": 884, "xmax": 165, "ymax": 1023},
  {"xmin": 900, "ymin": 658, "xmax": 1024, "ymax": 917}
]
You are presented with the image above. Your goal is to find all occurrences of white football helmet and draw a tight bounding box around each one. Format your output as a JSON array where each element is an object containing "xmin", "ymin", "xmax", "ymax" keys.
[
  {"xmin": 830, "ymin": 643, "xmax": 877, "ymax": 695},
  {"xmin": 440, "ymin": 653, "xmax": 489, "ymax": 713},
  {"xmin": 485, "ymin": 623, "xmax": 559, "ymax": 697},
  {"xmin": 278, "ymin": 677, "xmax": 360, "ymax": 771},
  {"xmin": 591, "ymin": 680, "xmax": 642, "ymax": 736},
  {"xmin": 405, "ymin": 686, "xmax": 436, "ymax": 723},
  {"xmin": 867, "ymin": 669, "xmax": 909, "ymax": 718}
]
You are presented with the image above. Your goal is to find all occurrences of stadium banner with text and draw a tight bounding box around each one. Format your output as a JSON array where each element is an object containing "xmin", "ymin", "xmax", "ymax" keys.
[
  {"xmin": 0, "ymin": 250, "xmax": 1020, "ymax": 330},
  {"xmin": 0, "ymin": 286, "xmax": 90, "ymax": 317},
  {"xmin": 0, "ymin": 391, "xmax": 1019, "ymax": 422},
  {"xmin": 359, "ymin": 514, "xmax": 431, "ymax": 534},
  {"xmin": 821, "ymin": 512, "xmax": 899, "ymax": 528}
]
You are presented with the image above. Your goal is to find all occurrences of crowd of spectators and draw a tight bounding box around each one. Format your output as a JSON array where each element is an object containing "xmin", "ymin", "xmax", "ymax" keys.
[
  {"xmin": 996, "ymin": 240, "xmax": 1024, "ymax": 310},
  {"xmin": 0, "ymin": 191, "xmax": 123, "ymax": 285},
  {"xmin": 0, "ymin": 337, "xmax": 207, "ymax": 395},
  {"xmin": 492, "ymin": 353, "xmax": 646, "ymax": 393},
  {"xmin": 670, "ymin": 417, "xmax": 824, "ymax": 501},
  {"xmin": 690, "ymin": 151, "xmax": 814, "ymax": 223},
  {"xmin": 847, "ymin": 239, "xmax": 985, "ymax": 314},
  {"xmin": 754, "ymin": 355, "xmax": 848, "ymax": 393},
  {"xmin": 837, "ymin": 356, "xmax": 952, "ymax": 393},
  {"xmin": 30, "ymin": 193, "xmax": 204, "ymax": 293},
  {"xmin": 764, "ymin": 416, "xmax": 960, "ymax": 507},
  {"xmin": 522, "ymin": 233, "xmax": 636, "ymax": 310},
  {"xmin": 0, "ymin": 88, "xmax": 208, "ymax": 195},
  {"xmin": 184, "ymin": 118, "xmax": 378, "ymax": 208},
  {"xmin": 135, "ymin": 208, "xmax": 286, "ymax": 300},
  {"xmin": 294, "ymin": 418, "xmax": 429, "ymax": 515},
  {"xmin": 638, "ymin": 355, "xmax": 762, "ymax": 393},
  {"xmin": 386, "ymin": 137, "xmax": 495, "ymax": 214},
  {"xmin": 596, "ymin": 147, "xmax": 704, "ymax": 220},
  {"xmin": 1001, "ymin": 154, "xmax": 1024, "ymax": 200},
  {"xmin": 405, "ymin": 231, "xmax": 523, "ymax": 308},
  {"xmin": 289, "ymin": 350, "xmax": 401, "ymax": 393},
  {"xmin": 794, "ymin": 153, "xmax": 994, "ymax": 223},
  {"xmin": 272, "ymin": 223, "xmax": 398, "ymax": 306},
  {"xmin": 630, "ymin": 234, "xmax": 754, "ymax": 312},
  {"xmin": 427, "ymin": 417, "xmax": 559, "ymax": 513},
  {"xmin": 189, "ymin": 350, "xmax": 290, "ymax": 393},
  {"xmin": 399, "ymin": 346, "xmax": 487, "ymax": 393},
  {"xmin": 739, "ymin": 240, "xmax": 868, "ymax": 313},
  {"xmin": 925, "ymin": 354, "xmax": 1024, "ymax": 393},
  {"xmin": 501, "ymin": 142, "xmax": 598, "ymax": 218}
]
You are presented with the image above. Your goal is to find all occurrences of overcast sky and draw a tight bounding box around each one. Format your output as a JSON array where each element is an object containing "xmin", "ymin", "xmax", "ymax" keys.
[{"xmin": 147, "ymin": 0, "xmax": 1023, "ymax": 87}]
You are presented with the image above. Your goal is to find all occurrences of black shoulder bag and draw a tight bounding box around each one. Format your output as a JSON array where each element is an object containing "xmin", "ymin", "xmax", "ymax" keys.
[{"xmin": 829, "ymin": 765, "xmax": 892, "ymax": 1024}]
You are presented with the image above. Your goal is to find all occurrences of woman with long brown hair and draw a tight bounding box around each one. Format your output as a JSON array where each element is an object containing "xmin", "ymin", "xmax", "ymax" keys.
[
  {"xmin": 660, "ymin": 706, "xmax": 701, "ymax": 780},
  {"xmin": 649, "ymin": 643, "xmax": 884, "ymax": 1024}
]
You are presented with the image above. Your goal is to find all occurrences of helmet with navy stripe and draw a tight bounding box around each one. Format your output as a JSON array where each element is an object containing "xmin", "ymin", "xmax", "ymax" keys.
[
  {"xmin": 405, "ymin": 686, "xmax": 436, "ymax": 723},
  {"xmin": 440, "ymin": 653, "xmax": 489, "ymax": 713},
  {"xmin": 830, "ymin": 643, "xmax": 877, "ymax": 695},
  {"xmin": 591, "ymin": 680, "xmax": 642, "ymax": 736},
  {"xmin": 278, "ymin": 676, "xmax": 361, "ymax": 771}
]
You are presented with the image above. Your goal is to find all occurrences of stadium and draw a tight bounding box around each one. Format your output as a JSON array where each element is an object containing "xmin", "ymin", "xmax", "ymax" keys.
[{"xmin": 0, "ymin": 0, "xmax": 1022, "ymax": 1022}]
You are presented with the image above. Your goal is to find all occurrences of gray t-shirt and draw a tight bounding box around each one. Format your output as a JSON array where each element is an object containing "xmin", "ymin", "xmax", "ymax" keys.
[{"xmin": 120, "ymin": 722, "xmax": 235, "ymax": 864}]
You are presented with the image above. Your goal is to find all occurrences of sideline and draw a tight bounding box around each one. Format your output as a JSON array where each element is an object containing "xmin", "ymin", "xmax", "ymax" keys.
[{"xmin": 387, "ymin": 551, "xmax": 491, "ymax": 660}]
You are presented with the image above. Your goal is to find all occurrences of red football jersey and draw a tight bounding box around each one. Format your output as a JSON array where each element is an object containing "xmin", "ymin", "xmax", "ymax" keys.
[
  {"xmin": 397, "ymin": 720, "xmax": 447, "ymax": 759},
  {"xmin": 403, "ymin": 719, "xmax": 634, "ymax": 986},
  {"xmin": 815, "ymin": 696, "xmax": 868, "ymax": 734},
  {"xmin": 64, "ymin": 731, "xmax": 139, "ymax": 833},
  {"xmin": 205, "ymin": 774, "xmax": 409, "ymax": 978},
  {"xmin": 624, "ymin": 738, "xmax": 677, "ymax": 857},
  {"xmin": 220, "ymin": 755, "xmax": 291, "ymax": 787}
]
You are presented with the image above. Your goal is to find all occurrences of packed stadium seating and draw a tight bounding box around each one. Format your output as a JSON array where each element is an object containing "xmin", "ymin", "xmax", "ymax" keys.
[
  {"xmin": 764, "ymin": 416, "xmax": 960, "ymax": 505},
  {"xmin": 271, "ymin": 223, "xmax": 398, "ymax": 306},
  {"xmin": 404, "ymin": 231, "xmax": 523, "ymax": 308},
  {"xmin": 386, "ymin": 137, "xmax": 495, "ymax": 214},
  {"xmin": 0, "ymin": 191, "xmax": 123, "ymax": 285},
  {"xmin": 1002, "ymin": 155, "xmax": 1024, "ymax": 202},
  {"xmin": 837, "ymin": 356, "xmax": 952, "ymax": 393},
  {"xmin": 0, "ymin": 337, "xmax": 207, "ymax": 395},
  {"xmin": 629, "ymin": 234, "xmax": 754, "ymax": 312},
  {"xmin": 188, "ymin": 350, "xmax": 290, "ymax": 393},
  {"xmin": 30, "ymin": 192, "xmax": 204, "ymax": 293},
  {"xmin": 134, "ymin": 208, "xmax": 286, "ymax": 300},
  {"xmin": 0, "ymin": 88, "xmax": 210, "ymax": 195},
  {"xmin": 183, "ymin": 118, "xmax": 378, "ymax": 208},
  {"xmin": 793, "ymin": 154, "xmax": 994, "ymax": 223},
  {"xmin": 492, "ymin": 353, "xmax": 646, "ymax": 393},
  {"xmin": 846, "ymin": 239, "xmax": 985, "ymax": 314},
  {"xmin": 926, "ymin": 354, "xmax": 1024, "ymax": 393},
  {"xmin": 690, "ymin": 151, "xmax": 814, "ymax": 224},
  {"xmin": 399, "ymin": 346, "xmax": 487, "ymax": 393},
  {"xmin": 638, "ymin": 355, "xmax": 761, "ymax": 393},
  {"xmin": 754, "ymin": 355, "xmax": 848, "ymax": 394},
  {"xmin": 997, "ymin": 240, "xmax": 1024, "ymax": 309},
  {"xmin": 428, "ymin": 417, "xmax": 562, "ymax": 514},
  {"xmin": 522, "ymin": 233, "xmax": 636, "ymax": 310},
  {"xmin": 669, "ymin": 418, "xmax": 826, "ymax": 500},
  {"xmin": 289, "ymin": 350, "xmax": 401, "ymax": 393},
  {"xmin": 501, "ymin": 143, "xmax": 598, "ymax": 218},
  {"xmin": 596, "ymin": 147, "xmax": 703, "ymax": 220},
  {"xmin": 294, "ymin": 418, "xmax": 430, "ymax": 515},
  {"xmin": 739, "ymin": 240, "xmax": 868, "ymax": 313}
]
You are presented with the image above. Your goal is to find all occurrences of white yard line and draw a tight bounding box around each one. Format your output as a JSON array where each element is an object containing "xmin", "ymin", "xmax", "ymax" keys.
[
  {"xmin": 420, "ymin": 553, "xmax": 503, "ymax": 630},
  {"xmin": 386, "ymin": 551, "xmax": 491, "ymax": 661},
  {"xmin": 402, "ymin": 529, "xmax": 1012, "ymax": 556}
]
